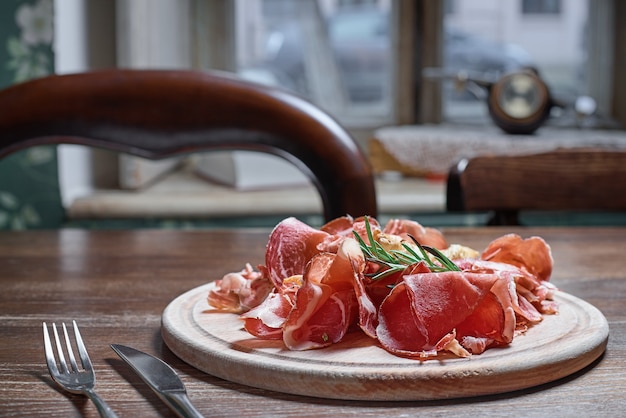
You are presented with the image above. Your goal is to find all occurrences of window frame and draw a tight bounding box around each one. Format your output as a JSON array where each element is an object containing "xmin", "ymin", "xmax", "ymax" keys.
[
  {"xmin": 110, "ymin": 0, "xmax": 624, "ymax": 191},
  {"xmin": 112, "ymin": 0, "xmax": 625, "ymax": 132}
]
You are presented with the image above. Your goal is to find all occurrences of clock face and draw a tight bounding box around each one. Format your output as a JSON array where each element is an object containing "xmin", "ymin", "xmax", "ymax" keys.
[{"xmin": 496, "ymin": 72, "xmax": 543, "ymax": 119}]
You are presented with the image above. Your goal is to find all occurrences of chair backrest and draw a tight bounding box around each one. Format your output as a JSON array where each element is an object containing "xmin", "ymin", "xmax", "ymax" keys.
[
  {"xmin": 446, "ymin": 147, "xmax": 626, "ymax": 225},
  {"xmin": 0, "ymin": 69, "xmax": 377, "ymax": 222}
]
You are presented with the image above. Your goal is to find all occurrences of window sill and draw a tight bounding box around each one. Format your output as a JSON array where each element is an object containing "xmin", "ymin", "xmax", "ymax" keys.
[{"xmin": 67, "ymin": 168, "xmax": 446, "ymax": 220}]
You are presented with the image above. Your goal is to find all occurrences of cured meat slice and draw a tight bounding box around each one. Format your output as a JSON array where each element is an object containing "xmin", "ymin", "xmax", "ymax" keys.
[
  {"xmin": 363, "ymin": 261, "xmax": 431, "ymax": 309},
  {"xmin": 481, "ymin": 234, "xmax": 553, "ymax": 282},
  {"xmin": 405, "ymin": 272, "xmax": 500, "ymax": 345},
  {"xmin": 456, "ymin": 258, "xmax": 549, "ymax": 322},
  {"xmin": 455, "ymin": 288, "xmax": 514, "ymax": 354},
  {"xmin": 383, "ymin": 218, "xmax": 448, "ymax": 250},
  {"xmin": 359, "ymin": 262, "xmax": 432, "ymax": 338},
  {"xmin": 375, "ymin": 282, "xmax": 420, "ymax": 355},
  {"xmin": 321, "ymin": 238, "xmax": 379, "ymax": 338},
  {"xmin": 320, "ymin": 215, "xmax": 355, "ymax": 235},
  {"xmin": 515, "ymin": 291, "xmax": 543, "ymax": 323},
  {"xmin": 284, "ymin": 288, "xmax": 357, "ymax": 350},
  {"xmin": 488, "ymin": 275, "xmax": 517, "ymax": 342},
  {"xmin": 282, "ymin": 275, "xmax": 332, "ymax": 349},
  {"xmin": 353, "ymin": 273, "xmax": 378, "ymax": 338},
  {"xmin": 283, "ymin": 238, "xmax": 377, "ymax": 350},
  {"xmin": 240, "ymin": 274, "xmax": 302, "ymax": 339},
  {"xmin": 322, "ymin": 238, "xmax": 363, "ymax": 291},
  {"xmin": 208, "ymin": 263, "xmax": 273, "ymax": 313},
  {"xmin": 376, "ymin": 271, "xmax": 498, "ymax": 357},
  {"xmin": 282, "ymin": 253, "xmax": 357, "ymax": 350},
  {"xmin": 351, "ymin": 216, "xmax": 382, "ymax": 242},
  {"xmin": 241, "ymin": 291, "xmax": 294, "ymax": 339},
  {"xmin": 317, "ymin": 216, "xmax": 356, "ymax": 253},
  {"xmin": 317, "ymin": 216, "xmax": 383, "ymax": 254},
  {"xmin": 265, "ymin": 217, "xmax": 330, "ymax": 288}
]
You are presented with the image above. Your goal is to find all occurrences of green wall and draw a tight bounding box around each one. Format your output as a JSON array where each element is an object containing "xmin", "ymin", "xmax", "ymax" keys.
[{"xmin": 0, "ymin": 0, "xmax": 63, "ymax": 229}]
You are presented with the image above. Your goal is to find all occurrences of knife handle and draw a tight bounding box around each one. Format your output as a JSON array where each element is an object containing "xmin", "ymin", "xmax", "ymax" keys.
[{"xmin": 165, "ymin": 392, "xmax": 205, "ymax": 418}]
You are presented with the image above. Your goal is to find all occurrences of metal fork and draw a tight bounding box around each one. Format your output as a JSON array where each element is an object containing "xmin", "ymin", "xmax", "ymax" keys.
[{"xmin": 43, "ymin": 321, "xmax": 119, "ymax": 418}]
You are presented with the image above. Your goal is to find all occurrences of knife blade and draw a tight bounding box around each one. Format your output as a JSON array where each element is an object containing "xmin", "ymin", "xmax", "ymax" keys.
[{"xmin": 111, "ymin": 344, "xmax": 204, "ymax": 418}]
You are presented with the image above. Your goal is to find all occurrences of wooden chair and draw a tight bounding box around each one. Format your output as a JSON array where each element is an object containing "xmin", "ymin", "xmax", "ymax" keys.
[
  {"xmin": 446, "ymin": 147, "xmax": 626, "ymax": 225},
  {"xmin": 0, "ymin": 69, "xmax": 377, "ymax": 223}
]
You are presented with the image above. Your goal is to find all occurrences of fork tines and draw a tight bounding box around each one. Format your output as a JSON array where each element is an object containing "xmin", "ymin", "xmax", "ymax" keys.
[
  {"xmin": 43, "ymin": 320, "xmax": 93, "ymax": 377},
  {"xmin": 43, "ymin": 321, "xmax": 119, "ymax": 417}
]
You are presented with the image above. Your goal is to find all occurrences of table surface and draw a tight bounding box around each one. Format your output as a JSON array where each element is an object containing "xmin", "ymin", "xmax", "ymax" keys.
[{"xmin": 1, "ymin": 226, "xmax": 624, "ymax": 417}]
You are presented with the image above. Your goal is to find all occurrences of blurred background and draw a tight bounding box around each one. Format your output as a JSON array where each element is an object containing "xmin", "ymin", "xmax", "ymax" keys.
[
  {"xmin": 236, "ymin": 0, "xmax": 590, "ymax": 126},
  {"xmin": 1, "ymin": 0, "xmax": 624, "ymax": 229}
]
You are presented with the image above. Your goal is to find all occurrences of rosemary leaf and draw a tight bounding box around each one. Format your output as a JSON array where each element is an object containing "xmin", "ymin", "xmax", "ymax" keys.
[{"xmin": 354, "ymin": 217, "xmax": 461, "ymax": 279}]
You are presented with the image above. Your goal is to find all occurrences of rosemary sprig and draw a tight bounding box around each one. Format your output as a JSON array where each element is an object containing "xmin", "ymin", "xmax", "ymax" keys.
[{"xmin": 352, "ymin": 217, "xmax": 460, "ymax": 280}]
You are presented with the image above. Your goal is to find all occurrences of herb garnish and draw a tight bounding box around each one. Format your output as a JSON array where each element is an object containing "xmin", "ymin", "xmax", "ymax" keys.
[{"xmin": 353, "ymin": 217, "xmax": 460, "ymax": 280}]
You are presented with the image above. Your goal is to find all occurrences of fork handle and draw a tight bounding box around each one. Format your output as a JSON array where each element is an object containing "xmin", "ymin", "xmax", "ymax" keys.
[{"xmin": 84, "ymin": 388, "xmax": 119, "ymax": 418}]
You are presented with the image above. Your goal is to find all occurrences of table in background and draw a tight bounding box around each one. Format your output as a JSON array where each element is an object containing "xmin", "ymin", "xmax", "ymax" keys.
[{"xmin": 370, "ymin": 124, "xmax": 626, "ymax": 177}]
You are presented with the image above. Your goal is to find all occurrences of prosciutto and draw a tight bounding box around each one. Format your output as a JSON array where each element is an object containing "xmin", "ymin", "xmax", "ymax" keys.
[
  {"xmin": 272, "ymin": 241, "xmax": 363, "ymax": 350},
  {"xmin": 265, "ymin": 217, "xmax": 330, "ymax": 288},
  {"xmin": 377, "ymin": 272, "xmax": 499, "ymax": 357},
  {"xmin": 481, "ymin": 233, "xmax": 553, "ymax": 283},
  {"xmin": 241, "ymin": 290, "xmax": 294, "ymax": 339},
  {"xmin": 207, "ymin": 216, "xmax": 557, "ymax": 360},
  {"xmin": 383, "ymin": 218, "xmax": 448, "ymax": 249},
  {"xmin": 207, "ymin": 263, "xmax": 273, "ymax": 313}
]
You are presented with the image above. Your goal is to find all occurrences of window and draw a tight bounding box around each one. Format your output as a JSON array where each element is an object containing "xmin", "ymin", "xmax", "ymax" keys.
[
  {"xmin": 235, "ymin": 0, "xmax": 396, "ymax": 128},
  {"xmin": 442, "ymin": 0, "xmax": 590, "ymax": 126}
]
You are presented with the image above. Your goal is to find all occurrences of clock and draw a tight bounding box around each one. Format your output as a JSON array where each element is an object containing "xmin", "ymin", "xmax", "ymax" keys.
[{"xmin": 487, "ymin": 70, "xmax": 551, "ymax": 135}]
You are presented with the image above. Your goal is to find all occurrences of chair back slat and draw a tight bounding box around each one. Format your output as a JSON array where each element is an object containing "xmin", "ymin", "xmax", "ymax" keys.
[{"xmin": 447, "ymin": 147, "xmax": 626, "ymax": 225}]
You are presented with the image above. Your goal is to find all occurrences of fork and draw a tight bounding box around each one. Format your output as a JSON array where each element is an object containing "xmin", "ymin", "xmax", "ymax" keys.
[{"xmin": 43, "ymin": 321, "xmax": 119, "ymax": 418}]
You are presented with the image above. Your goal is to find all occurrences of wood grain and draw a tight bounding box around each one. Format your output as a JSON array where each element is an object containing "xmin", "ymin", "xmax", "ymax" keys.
[
  {"xmin": 449, "ymin": 148, "xmax": 626, "ymax": 213},
  {"xmin": 1, "ymin": 227, "xmax": 625, "ymax": 417},
  {"xmin": 162, "ymin": 283, "xmax": 608, "ymax": 401}
]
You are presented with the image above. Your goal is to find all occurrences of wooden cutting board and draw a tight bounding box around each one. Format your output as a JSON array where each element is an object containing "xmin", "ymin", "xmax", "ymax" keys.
[{"xmin": 162, "ymin": 282, "xmax": 608, "ymax": 401}]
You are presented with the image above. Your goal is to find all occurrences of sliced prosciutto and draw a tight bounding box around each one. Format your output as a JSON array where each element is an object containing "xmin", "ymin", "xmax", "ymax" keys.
[
  {"xmin": 383, "ymin": 218, "xmax": 448, "ymax": 250},
  {"xmin": 481, "ymin": 233, "xmax": 553, "ymax": 282},
  {"xmin": 208, "ymin": 263, "xmax": 273, "ymax": 313},
  {"xmin": 456, "ymin": 258, "xmax": 546, "ymax": 324},
  {"xmin": 376, "ymin": 271, "xmax": 499, "ymax": 358},
  {"xmin": 479, "ymin": 234, "xmax": 556, "ymax": 316},
  {"xmin": 455, "ymin": 277, "xmax": 516, "ymax": 353},
  {"xmin": 206, "ymin": 216, "xmax": 559, "ymax": 361},
  {"xmin": 265, "ymin": 217, "xmax": 330, "ymax": 288},
  {"xmin": 282, "ymin": 251, "xmax": 357, "ymax": 350},
  {"xmin": 244, "ymin": 238, "xmax": 368, "ymax": 350},
  {"xmin": 240, "ymin": 290, "xmax": 295, "ymax": 339},
  {"xmin": 326, "ymin": 238, "xmax": 378, "ymax": 338}
]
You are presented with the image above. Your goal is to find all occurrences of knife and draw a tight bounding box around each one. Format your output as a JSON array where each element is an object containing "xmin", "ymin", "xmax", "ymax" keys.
[{"xmin": 111, "ymin": 344, "xmax": 204, "ymax": 418}]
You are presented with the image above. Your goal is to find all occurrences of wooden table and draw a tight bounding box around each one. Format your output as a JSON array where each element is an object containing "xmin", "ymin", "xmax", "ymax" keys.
[{"xmin": 1, "ymin": 227, "xmax": 624, "ymax": 417}]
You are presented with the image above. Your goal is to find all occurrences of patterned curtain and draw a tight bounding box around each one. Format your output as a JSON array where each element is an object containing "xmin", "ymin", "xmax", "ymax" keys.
[{"xmin": 0, "ymin": 0, "xmax": 63, "ymax": 229}]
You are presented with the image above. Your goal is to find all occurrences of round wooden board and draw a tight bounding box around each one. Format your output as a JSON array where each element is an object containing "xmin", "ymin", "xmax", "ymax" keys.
[{"xmin": 162, "ymin": 282, "xmax": 609, "ymax": 401}]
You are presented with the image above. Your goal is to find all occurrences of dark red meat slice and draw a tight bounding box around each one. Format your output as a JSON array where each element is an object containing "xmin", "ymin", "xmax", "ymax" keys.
[{"xmin": 377, "ymin": 271, "xmax": 498, "ymax": 357}]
